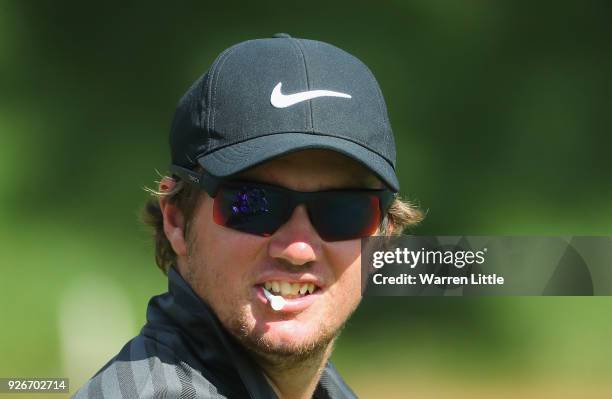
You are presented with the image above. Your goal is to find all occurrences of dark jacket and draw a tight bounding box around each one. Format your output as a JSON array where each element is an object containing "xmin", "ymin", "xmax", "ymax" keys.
[{"xmin": 73, "ymin": 267, "xmax": 358, "ymax": 399}]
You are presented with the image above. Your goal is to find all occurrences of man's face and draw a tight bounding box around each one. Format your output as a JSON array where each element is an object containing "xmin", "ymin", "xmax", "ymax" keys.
[{"xmin": 180, "ymin": 149, "xmax": 381, "ymax": 361}]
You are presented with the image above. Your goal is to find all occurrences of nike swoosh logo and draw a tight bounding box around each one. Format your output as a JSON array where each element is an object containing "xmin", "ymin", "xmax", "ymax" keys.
[{"xmin": 270, "ymin": 82, "xmax": 351, "ymax": 108}]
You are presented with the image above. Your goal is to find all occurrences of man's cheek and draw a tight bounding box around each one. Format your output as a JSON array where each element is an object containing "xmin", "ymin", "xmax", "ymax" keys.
[
  {"xmin": 334, "ymin": 273, "xmax": 362, "ymax": 313},
  {"xmin": 322, "ymin": 279, "xmax": 359, "ymax": 316}
]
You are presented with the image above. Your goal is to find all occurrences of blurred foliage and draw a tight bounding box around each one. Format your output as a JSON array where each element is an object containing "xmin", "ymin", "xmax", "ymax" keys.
[{"xmin": 1, "ymin": 1, "xmax": 611, "ymax": 397}]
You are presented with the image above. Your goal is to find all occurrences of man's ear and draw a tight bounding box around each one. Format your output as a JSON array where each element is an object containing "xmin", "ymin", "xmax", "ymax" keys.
[{"xmin": 159, "ymin": 177, "xmax": 188, "ymax": 257}]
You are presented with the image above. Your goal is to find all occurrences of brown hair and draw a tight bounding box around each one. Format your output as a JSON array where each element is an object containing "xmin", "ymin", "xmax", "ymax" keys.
[{"xmin": 142, "ymin": 175, "xmax": 424, "ymax": 274}]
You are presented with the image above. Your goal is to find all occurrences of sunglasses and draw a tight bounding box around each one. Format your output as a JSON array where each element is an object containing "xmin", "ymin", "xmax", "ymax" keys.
[{"xmin": 170, "ymin": 165, "xmax": 395, "ymax": 242}]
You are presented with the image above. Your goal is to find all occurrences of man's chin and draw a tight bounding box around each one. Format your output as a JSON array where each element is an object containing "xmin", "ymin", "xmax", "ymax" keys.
[
  {"xmin": 229, "ymin": 316, "xmax": 338, "ymax": 365},
  {"xmin": 245, "ymin": 330, "xmax": 335, "ymax": 367},
  {"xmin": 260, "ymin": 320, "xmax": 324, "ymax": 350}
]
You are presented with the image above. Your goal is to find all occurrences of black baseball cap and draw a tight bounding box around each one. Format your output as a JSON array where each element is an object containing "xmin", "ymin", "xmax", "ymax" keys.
[{"xmin": 169, "ymin": 33, "xmax": 400, "ymax": 191}]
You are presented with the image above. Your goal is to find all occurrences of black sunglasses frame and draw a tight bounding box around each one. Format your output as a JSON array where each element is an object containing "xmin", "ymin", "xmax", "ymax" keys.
[{"xmin": 169, "ymin": 164, "xmax": 396, "ymax": 237}]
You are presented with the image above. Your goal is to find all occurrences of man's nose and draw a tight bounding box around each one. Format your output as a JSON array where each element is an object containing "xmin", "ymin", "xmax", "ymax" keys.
[{"xmin": 267, "ymin": 205, "xmax": 319, "ymax": 266}]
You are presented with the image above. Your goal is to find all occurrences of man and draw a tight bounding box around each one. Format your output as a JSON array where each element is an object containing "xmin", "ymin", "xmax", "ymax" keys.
[{"xmin": 74, "ymin": 33, "xmax": 422, "ymax": 399}]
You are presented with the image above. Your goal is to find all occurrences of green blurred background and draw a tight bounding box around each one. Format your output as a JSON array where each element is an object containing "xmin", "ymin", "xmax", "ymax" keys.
[{"xmin": 1, "ymin": 1, "xmax": 611, "ymax": 398}]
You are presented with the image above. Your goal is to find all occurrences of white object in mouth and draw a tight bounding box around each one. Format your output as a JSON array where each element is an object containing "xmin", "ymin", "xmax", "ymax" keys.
[{"xmin": 262, "ymin": 287, "xmax": 286, "ymax": 311}]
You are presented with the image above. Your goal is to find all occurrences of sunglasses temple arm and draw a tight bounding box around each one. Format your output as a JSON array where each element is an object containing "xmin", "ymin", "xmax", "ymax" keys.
[
  {"xmin": 380, "ymin": 192, "xmax": 396, "ymax": 222},
  {"xmin": 169, "ymin": 164, "xmax": 220, "ymax": 196}
]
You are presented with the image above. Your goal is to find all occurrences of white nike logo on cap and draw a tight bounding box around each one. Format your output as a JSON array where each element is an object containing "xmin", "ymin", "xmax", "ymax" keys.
[{"xmin": 270, "ymin": 82, "xmax": 351, "ymax": 108}]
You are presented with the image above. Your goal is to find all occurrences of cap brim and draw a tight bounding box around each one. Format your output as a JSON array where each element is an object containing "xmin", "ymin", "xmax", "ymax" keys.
[{"xmin": 197, "ymin": 133, "xmax": 399, "ymax": 191}]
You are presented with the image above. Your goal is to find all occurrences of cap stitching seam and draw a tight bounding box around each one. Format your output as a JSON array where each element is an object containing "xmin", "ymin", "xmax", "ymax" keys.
[
  {"xmin": 197, "ymin": 73, "xmax": 210, "ymax": 146},
  {"xmin": 205, "ymin": 47, "xmax": 233, "ymax": 134},
  {"xmin": 290, "ymin": 38, "xmax": 314, "ymax": 132},
  {"xmin": 362, "ymin": 64, "xmax": 386, "ymax": 128},
  {"xmin": 211, "ymin": 43, "xmax": 245, "ymax": 135},
  {"xmin": 361, "ymin": 63, "xmax": 393, "ymax": 154}
]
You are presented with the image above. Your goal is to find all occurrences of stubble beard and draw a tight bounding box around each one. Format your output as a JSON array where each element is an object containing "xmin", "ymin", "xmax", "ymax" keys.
[
  {"xmin": 184, "ymin": 234, "xmax": 354, "ymax": 370},
  {"xmin": 228, "ymin": 306, "xmax": 344, "ymax": 371}
]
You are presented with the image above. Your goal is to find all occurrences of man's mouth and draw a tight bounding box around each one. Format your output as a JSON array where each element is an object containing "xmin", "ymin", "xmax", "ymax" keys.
[
  {"xmin": 261, "ymin": 281, "xmax": 318, "ymax": 299},
  {"xmin": 254, "ymin": 280, "xmax": 323, "ymax": 313}
]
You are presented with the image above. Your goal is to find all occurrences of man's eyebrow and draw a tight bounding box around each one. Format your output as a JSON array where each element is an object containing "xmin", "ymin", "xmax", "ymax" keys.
[
  {"xmin": 234, "ymin": 163, "xmax": 382, "ymax": 189},
  {"xmin": 351, "ymin": 174, "xmax": 383, "ymax": 189}
]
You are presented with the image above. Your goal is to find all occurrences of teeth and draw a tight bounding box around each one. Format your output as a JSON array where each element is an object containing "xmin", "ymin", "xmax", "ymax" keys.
[
  {"xmin": 280, "ymin": 281, "xmax": 292, "ymax": 296},
  {"xmin": 262, "ymin": 281, "xmax": 316, "ymax": 297}
]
